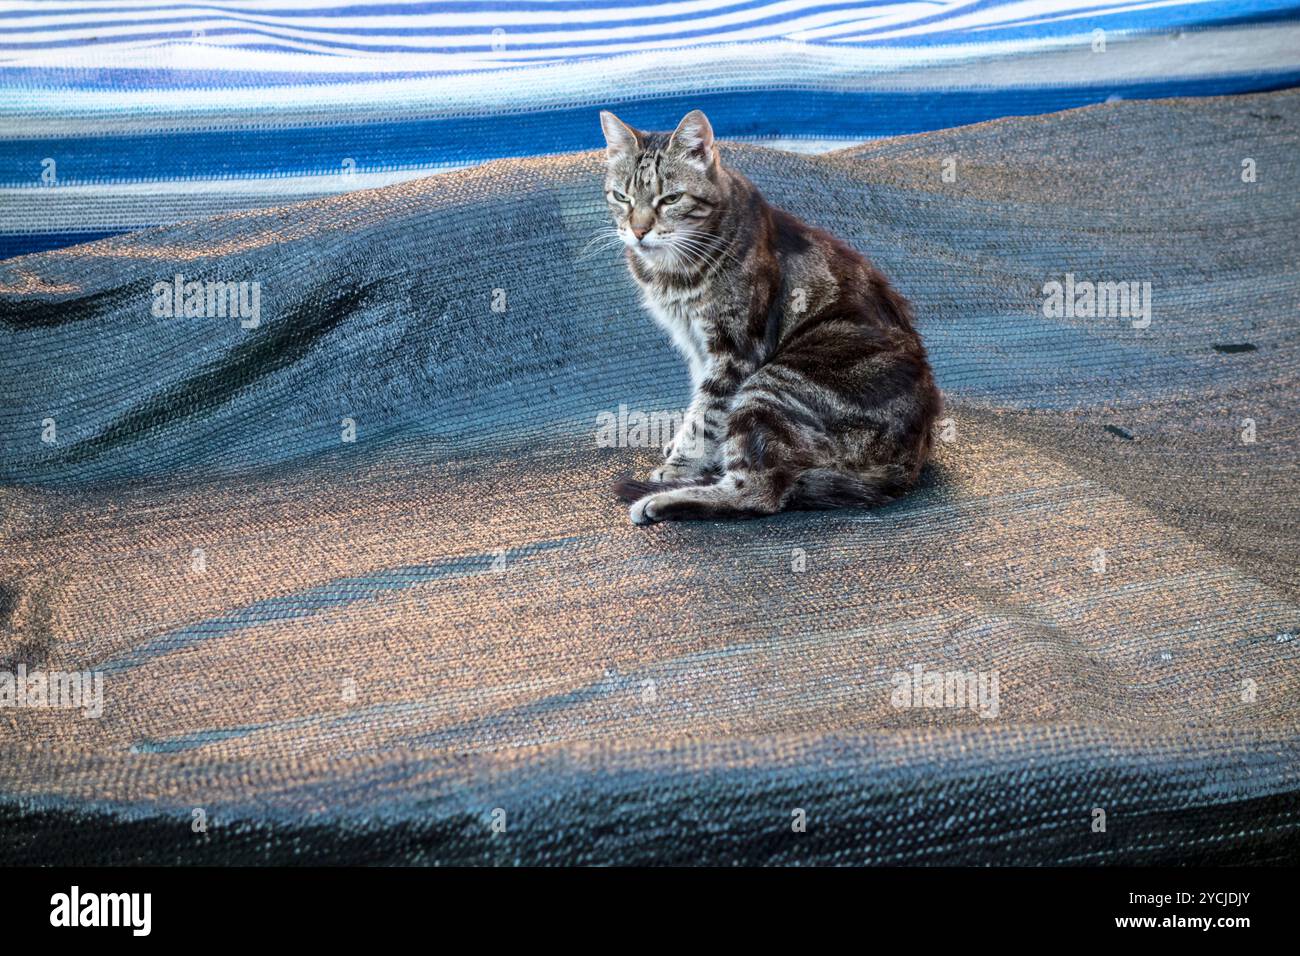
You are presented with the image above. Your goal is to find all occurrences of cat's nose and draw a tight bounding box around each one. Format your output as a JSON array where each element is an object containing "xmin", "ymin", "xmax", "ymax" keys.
[{"xmin": 631, "ymin": 223, "xmax": 651, "ymax": 240}]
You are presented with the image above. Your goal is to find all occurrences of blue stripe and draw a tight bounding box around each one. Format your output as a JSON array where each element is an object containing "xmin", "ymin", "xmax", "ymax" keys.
[
  {"xmin": 0, "ymin": 231, "xmax": 124, "ymax": 260},
  {"xmin": 5, "ymin": 71, "xmax": 1299, "ymax": 189}
]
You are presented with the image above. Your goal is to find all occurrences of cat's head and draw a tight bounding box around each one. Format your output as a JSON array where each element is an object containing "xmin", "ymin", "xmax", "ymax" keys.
[{"xmin": 599, "ymin": 109, "xmax": 723, "ymax": 266}]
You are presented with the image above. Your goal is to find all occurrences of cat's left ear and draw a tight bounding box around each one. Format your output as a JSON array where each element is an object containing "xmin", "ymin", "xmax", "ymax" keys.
[
  {"xmin": 668, "ymin": 110, "xmax": 715, "ymax": 170},
  {"xmin": 600, "ymin": 111, "xmax": 642, "ymax": 162}
]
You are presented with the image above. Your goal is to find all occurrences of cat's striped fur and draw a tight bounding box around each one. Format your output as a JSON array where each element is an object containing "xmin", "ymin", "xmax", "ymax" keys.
[{"xmin": 601, "ymin": 109, "xmax": 940, "ymax": 524}]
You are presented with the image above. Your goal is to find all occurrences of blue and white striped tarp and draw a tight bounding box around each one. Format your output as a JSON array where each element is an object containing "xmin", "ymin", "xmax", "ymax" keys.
[{"xmin": 2, "ymin": 0, "xmax": 1299, "ymax": 259}]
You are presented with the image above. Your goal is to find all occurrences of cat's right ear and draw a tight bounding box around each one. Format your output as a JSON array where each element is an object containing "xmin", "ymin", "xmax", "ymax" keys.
[{"xmin": 600, "ymin": 111, "xmax": 641, "ymax": 162}]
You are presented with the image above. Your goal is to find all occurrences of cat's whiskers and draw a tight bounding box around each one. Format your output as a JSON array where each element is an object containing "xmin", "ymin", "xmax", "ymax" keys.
[
  {"xmin": 658, "ymin": 234, "xmax": 710, "ymax": 273},
  {"xmin": 663, "ymin": 230, "xmax": 739, "ymax": 273},
  {"xmin": 670, "ymin": 242, "xmax": 703, "ymax": 272},
  {"xmin": 577, "ymin": 228, "xmax": 626, "ymax": 261},
  {"xmin": 675, "ymin": 229, "xmax": 743, "ymax": 268}
]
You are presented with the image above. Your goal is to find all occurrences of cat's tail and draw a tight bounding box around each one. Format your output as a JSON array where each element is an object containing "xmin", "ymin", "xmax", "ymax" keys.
[
  {"xmin": 787, "ymin": 464, "xmax": 911, "ymax": 510},
  {"xmin": 621, "ymin": 464, "xmax": 910, "ymax": 524}
]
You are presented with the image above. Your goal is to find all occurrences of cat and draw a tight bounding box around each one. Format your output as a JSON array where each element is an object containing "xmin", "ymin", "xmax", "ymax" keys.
[{"xmin": 601, "ymin": 109, "xmax": 941, "ymax": 525}]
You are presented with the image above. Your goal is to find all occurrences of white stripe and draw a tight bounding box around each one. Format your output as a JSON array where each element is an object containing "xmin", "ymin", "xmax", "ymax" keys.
[
  {"xmin": 0, "ymin": 3, "xmax": 949, "ymax": 51},
  {"xmin": 795, "ymin": 0, "xmax": 984, "ymax": 40},
  {"xmin": 0, "ymin": 13, "xmax": 1237, "ymax": 70},
  {"xmin": 830, "ymin": 0, "xmax": 1217, "ymax": 41},
  {"xmin": 1, "ymin": 0, "xmax": 709, "ymax": 10},
  {"xmin": 967, "ymin": 0, "xmax": 1220, "ymax": 31},
  {"xmin": 7, "ymin": 0, "xmax": 1212, "ymax": 52},
  {"xmin": 2, "ymin": 23, "xmax": 1296, "ymax": 140},
  {"xmin": 0, "ymin": 0, "xmax": 851, "ymax": 30}
]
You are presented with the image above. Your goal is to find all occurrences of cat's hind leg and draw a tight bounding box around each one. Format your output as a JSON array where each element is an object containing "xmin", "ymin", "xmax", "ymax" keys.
[
  {"xmin": 630, "ymin": 383, "xmax": 813, "ymax": 524},
  {"xmin": 650, "ymin": 412, "xmax": 725, "ymax": 483}
]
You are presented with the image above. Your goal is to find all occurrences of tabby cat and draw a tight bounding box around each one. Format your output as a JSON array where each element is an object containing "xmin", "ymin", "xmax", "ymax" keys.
[{"xmin": 602, "ymin": 109, "xmax": 940, "ymax": 525}]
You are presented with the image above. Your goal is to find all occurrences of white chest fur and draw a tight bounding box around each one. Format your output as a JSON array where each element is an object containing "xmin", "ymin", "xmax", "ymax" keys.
[{"xmin": 642, "ymin": 287, "xmax": 710, "ymax": 387}]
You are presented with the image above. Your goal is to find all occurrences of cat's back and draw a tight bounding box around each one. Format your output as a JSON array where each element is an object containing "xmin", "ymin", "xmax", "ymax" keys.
[{"xmin": 768, "ymin": 204, "xmax": 919, "ymax": 340}]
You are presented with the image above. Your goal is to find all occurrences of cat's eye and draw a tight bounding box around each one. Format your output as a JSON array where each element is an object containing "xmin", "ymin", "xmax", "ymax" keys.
[
  {"xmin": 658, "ymin": 193, "xmax": 684, "ymax": 206},
  {"xmin": 610, "ymin": 190, "xmax": 631, "ymax": 204}
]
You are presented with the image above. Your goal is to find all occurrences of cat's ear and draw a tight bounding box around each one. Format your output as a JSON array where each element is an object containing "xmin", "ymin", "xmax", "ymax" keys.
[
  {"xmin": 668, "ymin": 110, "xmax": 715, "ymax": 169},
  {"xmin": 600, "ymin": 111, "xmax": 641, "ymax": 162}
]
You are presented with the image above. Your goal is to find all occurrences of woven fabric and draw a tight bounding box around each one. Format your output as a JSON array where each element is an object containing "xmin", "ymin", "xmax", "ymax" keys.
[
  {"xmin": 4, "ymin": 1, "xmax": 1300, "ymax": 259},
  {"xmin": 1, "ymin": 90, "xmax": 1298, "ymax": 865}
]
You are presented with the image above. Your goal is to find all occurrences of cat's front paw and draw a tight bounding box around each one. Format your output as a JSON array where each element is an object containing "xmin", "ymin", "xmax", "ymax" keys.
[{"xmin": 629, "ymin": 494, "xmax": 662, "ymax": 525}]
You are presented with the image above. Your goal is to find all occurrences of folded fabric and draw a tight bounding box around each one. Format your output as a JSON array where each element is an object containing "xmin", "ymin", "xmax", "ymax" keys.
[{"xmin": 0, "ymin": 90, "xmax": 1297, "ymax": 864}]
